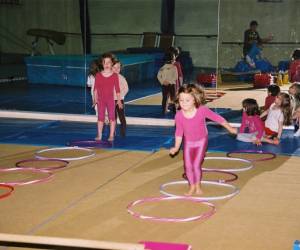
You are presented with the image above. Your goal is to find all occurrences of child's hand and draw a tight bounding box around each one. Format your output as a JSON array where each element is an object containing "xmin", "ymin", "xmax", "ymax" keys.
[
  {"xmin": 92, "ymin": 102, "xmax": 97, "ymax": 108},
  {"xmin": 229, "ymin": 127, "xmax": 238, "ymax": 135},
  {"xmin": 169, "ymin": 147, "xmax": 179, "ymax": 156},
  {"xmin": 117, "ymin": 100, "xmax": 123, "ymax": 109},
  {"xmin": 253, "ymin": 138, "xmax": 262, "ymax": 146},
  {"xmin": 273, "ymin": 137, "xmax": 280, "ymax": 145}
]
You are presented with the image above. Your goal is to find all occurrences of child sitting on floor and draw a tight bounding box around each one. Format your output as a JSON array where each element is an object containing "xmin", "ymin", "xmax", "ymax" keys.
[
  {"xmin": 264, "ymin": 84, "xmax": 280, "ymax": 111},
  {"xmin": 237, "ymin": 98, "xmax": 264, "ymax": 145},
  {"xmin": 260, "ymin": 92, "xmax": 292, "ymax": 144}
]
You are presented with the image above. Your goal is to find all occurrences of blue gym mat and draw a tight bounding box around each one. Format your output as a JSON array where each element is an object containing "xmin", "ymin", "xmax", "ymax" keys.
[
  {"xmin": 0, "ymin": 80, "xmax": 161, "ymax": 115},
  {"xmin": 0, "ymin": 80, "xmax": 240, "ymax": 120},
  {"xmin": 24, "ymin": 53, "xmax": 165, "ymax": 87},
  {"xmin": 0, "ymin": 118, "xmax": 299, "ymax": 156}
]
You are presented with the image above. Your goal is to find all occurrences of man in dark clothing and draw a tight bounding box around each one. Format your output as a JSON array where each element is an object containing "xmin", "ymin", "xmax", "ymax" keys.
[{"xmin": 243, "ymin": 20, "xmax": 273, "ymax": 57}]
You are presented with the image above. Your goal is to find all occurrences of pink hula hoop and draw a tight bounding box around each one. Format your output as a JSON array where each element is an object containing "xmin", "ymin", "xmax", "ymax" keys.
[
  {"xmin": 127, "ymin": 196, "xmax": 216, "ymax": 222},
  {"xmin": 0, "ymin": 168, "xmax": 54, "ymax": 186},
  {"xmin": 15, "ymin": 158, "xmax": 69, "ymax": 171},
  {"xmin": 0, "ymin": 184, "xmax": 14, "ymax": 200},
  {"xmin": 226, "ymin": 150, "xmax": 276, "ymax": 162}
]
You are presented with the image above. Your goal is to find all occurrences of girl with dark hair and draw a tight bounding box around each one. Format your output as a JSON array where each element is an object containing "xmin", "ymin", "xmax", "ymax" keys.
[
  {"xmin": 112, "ymin": 59, "xmax": 128, "ymax": 137},
  {"xmin": 157, "ymin": 52, "xmax": 178, "ymax": 114},
  {"xmin": 169, "ymin": 47, "xmax": 184, "ymax": 91},
  {"xmin": 237, "ymin": 98, "xmax": 264, "ymax": 145},
  {"xmin": 94, "ymin": 53, "xmax": 122, "ymax": 141},
  {"xmin": 264, "ymin": 84, "xmax": 281, "ymax": 111},
  {"xmin": 289, "ymin": 49, "xmax": 300, "ymax": 83},
  {"xmin": 87, "ymin": 60, "xmax": 100, "ymax": 115}
]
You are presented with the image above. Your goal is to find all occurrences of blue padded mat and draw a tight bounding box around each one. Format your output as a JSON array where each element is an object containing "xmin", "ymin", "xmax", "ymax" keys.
[
  {"xmin": 0, "ymin": 118, "xmax": 173, "ymax": 152},
  {"xmin": 24, "ymin": 53, "xmax": 164, "ymax": 87},
  {"xmin": 0, "ymin": 81, "xmax": 238, "ymax": 119},
  {"xmin": 0, "ymin": 80, "xmax": 161, "ymax": 115},
  {"xmin": 0, "ymin": 118, "xmax": 299, "ymax": 156}
]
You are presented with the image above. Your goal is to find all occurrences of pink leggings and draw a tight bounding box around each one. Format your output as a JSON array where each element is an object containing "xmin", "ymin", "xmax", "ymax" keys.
[{"xmin": 183, "ymin": 138, "xmax": 208, "ymax": 185}]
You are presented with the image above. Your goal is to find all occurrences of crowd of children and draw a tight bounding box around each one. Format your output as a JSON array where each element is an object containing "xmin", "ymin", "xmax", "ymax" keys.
[
  {"xmin": 170, "ymin": 82, "xmax": 300, "ymax": 195},
  {"xmin": 86, "ymin": 47, "xmax": 300, "ymax": 197},
  {"xmin": 236, "ymin": 82, "xmax": 300, "ymax": 146}
]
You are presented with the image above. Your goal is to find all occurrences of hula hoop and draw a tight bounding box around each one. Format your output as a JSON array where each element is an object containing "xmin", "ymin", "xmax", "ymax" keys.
[
  {"xmin": 68, "ymin": 140, "xmax": 112, "ymax": 148},
  {"xmin": 226, "ymin": 150, "xmax": 276, "ymax": 162},
  {"xmin": 0, "ymin": 184, "xmax": 14, "ymax": 200},
  {"xmin": 35, "ymin": 146, "xmax": 95, "ymax": 161},
  {"xmin": 127, "ymin": 196, "xmax": 216, "ymax": 222},
  {"xmin": 203, "ymin": 156, "xmax": 253, "ymax": 172},
  {"xmin": 15, "ymin": 158, "xmax": 69, "ymax": 171},
  {"xmin": 160, "ymin": 180, "xmax": 239, "ymax": 201},
  {"xmin": 182, "ymin": 170, "xmax": 238, "ymax": 183},
  {"xmin": 0, "ymin": 168, "xmax": 54, "ymax": 186}
]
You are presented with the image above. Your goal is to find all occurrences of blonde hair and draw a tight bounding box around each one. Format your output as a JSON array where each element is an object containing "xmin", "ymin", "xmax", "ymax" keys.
[{"xmin": 176, "ymin": 83, "xmax": 206, "ymax": 108}]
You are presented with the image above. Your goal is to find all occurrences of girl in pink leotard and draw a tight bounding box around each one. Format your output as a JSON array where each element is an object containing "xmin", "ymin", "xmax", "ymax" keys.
[
  {"xmin": 170, "ymin": 84, "xmax": 237, "ymax": 196},
  {"xmin": 93, "ymin": 53, "xmax": 123, "ymax": 141}
]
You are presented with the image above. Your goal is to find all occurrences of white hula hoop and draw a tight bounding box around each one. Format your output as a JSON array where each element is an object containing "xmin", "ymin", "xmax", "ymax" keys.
[
  {"xmin": 203, "ymin": 156, "xmax": 253, "ymax": 172},
  {"xmin": 35, "ymin": 146, "xmax": 95, "ymax": 161},
  {"xmin": 127, "ymin": 196, "xmax": 216, "ymax": 222},
  {"xmin": 160, "ymin": 180, "xmax": 239, "ymax": 201}
]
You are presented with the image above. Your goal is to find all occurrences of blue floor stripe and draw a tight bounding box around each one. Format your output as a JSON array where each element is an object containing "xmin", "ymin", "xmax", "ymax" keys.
[{"xmin": 0, "ymin": 118, "xmax": 299, "ymax": 156}]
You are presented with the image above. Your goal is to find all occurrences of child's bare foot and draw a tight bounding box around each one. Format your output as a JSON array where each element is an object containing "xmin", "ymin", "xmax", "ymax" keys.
[
  {"xmin": 108, "ymin": 136, "xmax": 114, "ymax": 142},
  {"xmin": 95, "ymin": 136, "xmax": 102, "ymax": 141},
  {"xmin": 195, "ymin": 185, "xmax": 203, "ymax": 195},
  {"xmin": 185, "ymin": 185, "xmax": 195, "ymax": 196}
]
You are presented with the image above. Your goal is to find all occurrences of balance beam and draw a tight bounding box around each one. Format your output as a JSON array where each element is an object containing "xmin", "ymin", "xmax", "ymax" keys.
[{"xmin": 0, "ymin": 233, "xmax": 144, "ymax": 250}]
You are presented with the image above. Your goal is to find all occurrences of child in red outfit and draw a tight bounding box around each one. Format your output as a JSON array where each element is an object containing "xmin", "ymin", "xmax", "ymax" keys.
[
  {"xmin": 264, "ymin": 84, "xmax": 280, "ymax": 111},
  {"xmin": 289, "ymin": 49, "xmax": 300, "ymax": 83},
  {"xmin": 169, "ymin": 47, "xmax": 184, "ymax": 92},
  {"xmin": 93, "ymin": 53, "xmax": 122, "ymax": 141}
]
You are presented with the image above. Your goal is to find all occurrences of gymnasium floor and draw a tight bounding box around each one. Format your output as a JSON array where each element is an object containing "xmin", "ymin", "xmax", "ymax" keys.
[{"xmin": 0, "ymin": 76, "xmax": 299, "ymax": 250}]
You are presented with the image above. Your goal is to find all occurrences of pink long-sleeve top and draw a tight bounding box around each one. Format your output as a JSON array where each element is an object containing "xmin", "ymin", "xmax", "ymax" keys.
[
  {"xmin": 94, "ymin": 72, "xmax": 120, "ymax": 101},
  {"xmin": 175, "ymin": 106, "xmax": 226, "ymax": 142},
  {"xmin": 239, "ymin": 112, "xmax": 264, "ymax": 139}
]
